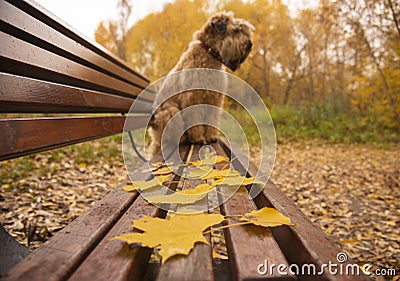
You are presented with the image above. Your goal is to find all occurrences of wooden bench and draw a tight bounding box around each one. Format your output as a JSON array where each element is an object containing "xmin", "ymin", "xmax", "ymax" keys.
[{"xmin": 1, "ymin": 1, "xmax": 370, "ymax": 280}]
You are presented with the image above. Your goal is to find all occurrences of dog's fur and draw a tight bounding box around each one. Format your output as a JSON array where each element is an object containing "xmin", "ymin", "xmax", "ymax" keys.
[{"xmin": 148, "ymin": 12, "xmax": 253, "ymax": 156}]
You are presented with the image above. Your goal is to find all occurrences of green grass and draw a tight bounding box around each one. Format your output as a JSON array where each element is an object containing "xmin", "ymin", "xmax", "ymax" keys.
[
  {"xmin": 270, "ymin": 104, "xmax": 399, "ymax": 145},
  {"xmin": 227, "ymin": 102, "xmax": 399, "ymax": 146}
]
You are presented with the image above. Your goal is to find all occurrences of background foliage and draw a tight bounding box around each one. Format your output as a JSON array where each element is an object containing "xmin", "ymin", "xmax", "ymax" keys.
[{"xmin": 95, "ymin": 0, "xmax": 400, "ymax": 143}]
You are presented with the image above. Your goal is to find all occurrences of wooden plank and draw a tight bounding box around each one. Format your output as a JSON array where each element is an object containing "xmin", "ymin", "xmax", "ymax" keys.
[
  {"xmin": 5, "ymin": 0, "xmax": 149, "ymax": 87},
  {"xmin": 0, "ymin": 116, "xmax": 149, "ymax": 161},
  {"xmin": 0, "ymin": 73, "xmax": 153, "ymax": 113},
  {"xmin": 0, "ymin": 31, "xmax": 153, "ymax": 101},
  {"xmin": 217, "ymin": 138, "xmax": 371, "ymax": 281},
  {"xmin": 0, "ymin": 0, "xmax": 148, "ymax": 90},
  {"xmin": 212, "ymin": 142, "xmax": 295, "ymax": 281},
  {"xmin": 68, "ymin": 145, "xmax": 191, "ymax": 281},
  {"xmin": 156, "ymin": 144, "xmax": 215, "ymax": 281},
  {"xmin": 3, "ymin": 189, "xmax": 140, "ymax": 281}
]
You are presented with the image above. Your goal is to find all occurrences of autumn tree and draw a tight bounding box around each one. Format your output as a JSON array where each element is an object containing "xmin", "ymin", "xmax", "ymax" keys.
[
  {"xmin": 126, "ymin": 0, "xmax": 208, "ymax": 80},
  {"xmin": 332, "ymin": 0, "xmax": 400, "ymax": 131},
  {"xmin": 293, "ymin": 1, "xmax": 345, "ymax": 106},
  {"xmin": 95, "ymin": 21, "xmax": 118, "ymax": 55},
  {"xmin": 219, "ymin": 0, "xmax": 297, "ymax": 105},
  {"xmin": 94, "ymin": 0, "xmax": 132, "ymax": 61}
]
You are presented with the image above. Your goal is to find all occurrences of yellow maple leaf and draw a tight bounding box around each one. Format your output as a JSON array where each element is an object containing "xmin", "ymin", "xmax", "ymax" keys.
[
  {"xmin": 114, "ymin": 213, "xmax": 224, "ymax": 263},
  {"xmin": 199, "ymin": 169, "xmax": 240, "ymax": 180},
  {"xmin": 178, "ymin": 184, "xmax": 213, "ymax": 195},
  {"xmin": 240, "ymin": 207, "xmax": 293, "ymax": 227},
  {"xmin": 146, "ymin": 184, "xmax": 213, "ymax": 204},
  {"xmin": 212, "ymin": 250, "xmax": 228, "ymax": 260},
  {"xmin": 150, "ymin": 162, "xmax": 164, "ymax": 168},
  {"xmin": 123, "ymin": 175, "xmax": 170, "ymax": 192},
  {"xmin": 155, "ymin": 174, "xmax": 172, "ymax": 183},
  {"xmin": 211, "ymin": 176, "xmax": 265, "ymax": 187},
  {"xmin": 188, "ymin": 155, "xmax": 229, "ymax": 167},
  {"xmin": 186, "ymin": 166, "xmax": 213, "ymax": 179}
]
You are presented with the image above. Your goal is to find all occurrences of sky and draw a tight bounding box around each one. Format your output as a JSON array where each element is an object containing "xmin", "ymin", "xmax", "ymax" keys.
[
  {"xmin": 35, "ymin": 0, "xmax": 175, "ymax": 39},
  {"xmin": 35, "ymin": 0, "xmax": 318, "ymax": 40}
]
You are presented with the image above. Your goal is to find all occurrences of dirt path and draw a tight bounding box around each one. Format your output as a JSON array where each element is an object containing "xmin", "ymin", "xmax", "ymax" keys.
[{"xmin": 1, "ymin": 141, "xmax": 399, "ymax": 275}]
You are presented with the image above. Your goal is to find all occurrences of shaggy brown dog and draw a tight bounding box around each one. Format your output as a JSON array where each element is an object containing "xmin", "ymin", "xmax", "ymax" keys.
[{"xmin": 148, "ymin": 12, "xmax": 253, "ymax": 156}]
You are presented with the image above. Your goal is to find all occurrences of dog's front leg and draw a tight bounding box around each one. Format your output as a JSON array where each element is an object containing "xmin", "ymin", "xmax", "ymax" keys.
[{"xmin": 148, "ymin": 104, "xmax": 185, "ymax": 156}]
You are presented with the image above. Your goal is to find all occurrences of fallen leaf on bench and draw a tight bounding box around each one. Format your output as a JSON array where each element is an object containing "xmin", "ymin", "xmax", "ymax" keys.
[
  {"xmin": 153, "ymin": 166, "xmax": 176, "ymax": 175},
  {"xmin": 123, "ymin": 175, "xmax": 169, "ymax": 192},
  {"xmin": 188, "ymin": 155, "xmax": 229, "ymax": 167},
  {"xmin": 212, "ymin": 249, "xmax": 228, "ymax": 260},
  {"xmin": 154, "ymin": 174, "xmax": 172, "ymax": 183},
  {"xmin": 199, "ymin": 169, "xmax": 241, "ymax": 180},
  {"xmin": 146, "ymin": 184, "xmax": 213, "ymax": 204},
  {"xmin": 186, "ymin": 166, "xmax": 213, "ymax": 179},
  {"xmin": 140, "ymin": 163, "xmax": 179, "ymax": 174},
  {"xmin": 240, "ymin": 207, "xmax": 293, "ymax": 227},
  {"xmin": 113, "ymin": 213, "xmax": 224, "ymax": 263},
  {"xmin": 178, "ymin": 184, "xmax": 213, "ymax": 194},
  {"xmin": 211, "ymin": 176, "xmax": 265, "ymax": 187}
]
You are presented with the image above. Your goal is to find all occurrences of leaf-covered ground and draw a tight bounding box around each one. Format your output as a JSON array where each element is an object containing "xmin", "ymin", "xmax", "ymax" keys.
[
  {"xmin": 268, "ymin": 143, "xmax": 400, "ymax": 273},
  {"xmin": 1, "ymin": 140, "xmax": 399, "ymax": 275},
  {"xmin": 0, "ymin": 138, "xmax": 129, "ymax": 249}
]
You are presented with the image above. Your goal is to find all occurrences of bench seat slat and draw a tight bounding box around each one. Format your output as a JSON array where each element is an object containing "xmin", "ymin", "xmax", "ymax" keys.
[
  {"xmin": 0, "ymin": 73, "xmax": 152, "ymax": 113},
  {"xmin": 213, "ymin": 142, "xmax": 295, "ymax": 281},
  {"xmin": 220, "ymin": 191, "xmax": 296, "ymax": 281},
  {"xmin": 0, "ymin": 116, "xmax": 149, "ymax": 161},
  {"xmin": 0, "ymin": 0, "xmax": 148, "ymax": 90},
  {"xmin": 156, "ymin": 145, "xmax": 215, "ymax": 281},
  {"xmin": 0, "ymin": 31, "xmax": 153, "ymax": 101},
  {"xmin": 4, "ymin": 0, "xmax": 149, "ymax": 88},
  {"xmin": 3, "ymin": 189, "xmax": 139, "ymax": 281}
]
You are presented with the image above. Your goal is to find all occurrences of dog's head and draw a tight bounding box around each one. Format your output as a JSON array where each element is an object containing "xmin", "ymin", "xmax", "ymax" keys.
[{"xmin": 195, "ymin": 12, "xmax": 254, "ymax": 71}]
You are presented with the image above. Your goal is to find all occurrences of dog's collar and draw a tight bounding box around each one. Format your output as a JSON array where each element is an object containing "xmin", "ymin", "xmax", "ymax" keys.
[{"xmin": 200, "ymin": 41, "xmax": 225, "ymax": 66}]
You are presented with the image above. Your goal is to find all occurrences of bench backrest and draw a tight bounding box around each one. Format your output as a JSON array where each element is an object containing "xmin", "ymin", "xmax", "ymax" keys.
[{"xmin": 0, "ymin": 0, "xmax": 153, "ymax": 161}]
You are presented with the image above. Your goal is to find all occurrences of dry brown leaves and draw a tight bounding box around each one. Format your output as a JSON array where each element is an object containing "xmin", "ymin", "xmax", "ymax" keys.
[
  {"xmin": 0, "ymin": 140, "xmax": 129, "ymax": 250},
  {"xmin": 262, "ymin": 142, "xmax": 399, "ymax": 275}
]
